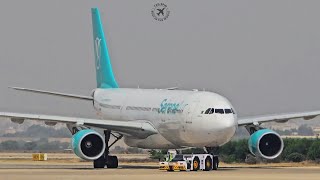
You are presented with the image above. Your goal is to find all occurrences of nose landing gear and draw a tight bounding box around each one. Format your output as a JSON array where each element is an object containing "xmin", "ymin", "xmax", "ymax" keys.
[{"xmin": 93, "ymin": 130, "xmax": 123, "ymax": 168}]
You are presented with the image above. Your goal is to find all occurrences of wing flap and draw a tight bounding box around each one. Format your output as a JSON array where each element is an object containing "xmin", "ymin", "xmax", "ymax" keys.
[
  {"xmin": 0, "ymin": 112, "xmax": 157, "ymax": 138},
  {"xmin": 238, "ymin": 111, "xmax": 320, "ymax": 126}
]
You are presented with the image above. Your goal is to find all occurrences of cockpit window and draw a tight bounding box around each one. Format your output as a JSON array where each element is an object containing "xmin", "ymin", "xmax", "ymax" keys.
[
  {"xmin": 204, "ymin": 108, "xmax": 211, "ymax": 114},
  {"xmin": 204, "ymin": 108, "xmax": 235, "ymax": 115},
  {"xmin": 215, "ymin": 109, "xmax": 224, "ymax": 114}
]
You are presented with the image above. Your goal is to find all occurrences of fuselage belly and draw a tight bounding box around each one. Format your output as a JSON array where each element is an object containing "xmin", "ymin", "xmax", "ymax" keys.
[{"xmin": 93, "ymin": 88, "xmax": 237, "ymax": 148}]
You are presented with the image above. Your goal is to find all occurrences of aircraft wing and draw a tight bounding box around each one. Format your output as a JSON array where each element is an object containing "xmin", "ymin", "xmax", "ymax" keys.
[
  {"xmin": 238, "ymin": 110, "xmax": 320, "ymax": 126},
  {"xmin": 0, "ymin": 112, "xmax": 157, "ymax": 138}
]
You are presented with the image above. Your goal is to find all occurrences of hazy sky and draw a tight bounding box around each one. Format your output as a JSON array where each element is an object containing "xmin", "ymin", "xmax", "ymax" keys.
[{"xmin": 1, "ymin": 0, "xmax": 320, "ymax": 121}]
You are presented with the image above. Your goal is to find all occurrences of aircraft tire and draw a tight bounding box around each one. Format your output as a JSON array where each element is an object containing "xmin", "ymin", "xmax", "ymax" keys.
[
  {"xmin": 93, "ymin": 156, "xmax": 105, "ymax": 168},
  {"xmin": 106, "ymin": 155, "xmax": 118, "ymax": 168}
]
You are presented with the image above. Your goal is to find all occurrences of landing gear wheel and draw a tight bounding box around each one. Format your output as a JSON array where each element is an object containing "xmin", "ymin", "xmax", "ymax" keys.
[
  {"xmin": 92, "ymin": 130, "xmax": 122, "ymax": 169},
  {"xmin": 204, "ymin": 156, "xmax": 212, "ymax": 171},
  {"xmin": 106, "ymin": 155, "xmax": 118, "ymax": 168},
  {"xmin": 212, "ymin": 156, "xmax": 219, "ymax": 170},
  {"xmin": 193, "ymin": 156, "xmax": 200, "ymax": 171},
  {"xmin": 94, "ymin": 156, "xmax": 105, "ymax": 168}
]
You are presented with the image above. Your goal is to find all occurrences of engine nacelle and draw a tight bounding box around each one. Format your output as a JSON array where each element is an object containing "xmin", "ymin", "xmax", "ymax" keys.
[
  {"xmin": 248, "ymin": 129, "xmax": 284, "ymax": 159},
  {"xmin": 71, "ymin": 129, "xmax": 105, "ymax": 161}
]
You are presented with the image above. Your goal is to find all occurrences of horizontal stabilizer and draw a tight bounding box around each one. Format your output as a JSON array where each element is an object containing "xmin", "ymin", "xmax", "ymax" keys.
[{"xmin": 9, "ymin": 87, "xmax": 93, "ymax": 100}]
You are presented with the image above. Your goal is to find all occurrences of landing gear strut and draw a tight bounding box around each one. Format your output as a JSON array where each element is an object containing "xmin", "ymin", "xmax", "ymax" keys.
[{"xmin": 93, "ymin": 130, "xmax": 123, "ymax": 168}]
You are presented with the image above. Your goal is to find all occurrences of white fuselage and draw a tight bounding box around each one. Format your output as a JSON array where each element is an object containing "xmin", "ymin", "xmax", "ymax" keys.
[{"xmin": 93, "ymin": 88, "xmax": 238, "ymax": 149}]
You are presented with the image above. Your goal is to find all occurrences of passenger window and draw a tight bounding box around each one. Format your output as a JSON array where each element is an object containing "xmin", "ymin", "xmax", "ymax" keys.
[
  {"xmin": 209, "ymin": 108, "xmax": 215, "ymax": 114},
  {"xmin": 225, "ymin": 109, "xmax": 232, "ymax": 114},
  {"xmin": 215, "ymin": 109, "xmax": 224, "ymax": 114},
  {"xmin": 204, "ymin": 108, "xmax": 211, "ymax": 114}
]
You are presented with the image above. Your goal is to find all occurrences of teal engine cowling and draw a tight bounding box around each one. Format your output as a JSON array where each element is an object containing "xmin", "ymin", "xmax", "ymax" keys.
[
  {"xmin": 248, "ymin": 129, "xmax": 284, "ymax": 159},
  {"xmin": 71, "ymin": 129, "xmax": 105, "ymax": 161}
]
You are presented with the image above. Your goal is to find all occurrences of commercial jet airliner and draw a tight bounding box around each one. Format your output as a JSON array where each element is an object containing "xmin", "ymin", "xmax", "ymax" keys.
[{"xmin": 1, "ymin": 8, "xmax": 320, "ymax": 169}]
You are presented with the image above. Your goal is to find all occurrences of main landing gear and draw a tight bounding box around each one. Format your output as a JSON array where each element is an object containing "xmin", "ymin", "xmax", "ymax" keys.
[{"xmin": 94, "ymin": 130, "xmax": 123, "ymax": 168}]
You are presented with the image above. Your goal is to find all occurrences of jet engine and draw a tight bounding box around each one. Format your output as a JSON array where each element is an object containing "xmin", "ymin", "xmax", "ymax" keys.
[
  {"xmin": 248, "ymin": 129, "xmax": 284, "ymax": 159},
  {"xmin": 71, "ymin": 129, "xmax": 105, "ymax": 161}
]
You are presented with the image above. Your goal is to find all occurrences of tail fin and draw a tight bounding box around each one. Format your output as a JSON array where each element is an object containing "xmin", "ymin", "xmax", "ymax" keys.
[{"xmin": 91, "ymin": 8, "xmax": 119, "ymax": 89}]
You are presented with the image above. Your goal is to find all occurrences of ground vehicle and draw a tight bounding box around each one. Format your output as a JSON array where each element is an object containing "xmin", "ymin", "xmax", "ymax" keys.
[{"xmin": 160, "ymin": 153, "xmax": 219, "ymax": 171}]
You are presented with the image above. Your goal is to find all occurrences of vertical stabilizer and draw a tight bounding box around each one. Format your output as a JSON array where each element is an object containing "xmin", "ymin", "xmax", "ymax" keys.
[{"xmin": 91, "ymin": 8, "xmax": 119, "ymax": 88}]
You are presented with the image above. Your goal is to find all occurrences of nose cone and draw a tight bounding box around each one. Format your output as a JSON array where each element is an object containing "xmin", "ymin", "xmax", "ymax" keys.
[
  {"xmin": 179, "ymin": 92, "xmax": 238, "ymax": 147},
  {"xmin": 205, "ymin": 115, "xmax": 237, "ymax": 146},
  {"xmin": 222, "ymin": 116, "xmax": 237, "ymax": 131},
  {"xmin": 184, "ymin": 115, "xmax": 237, "ymax": 147},
  {"xmin": 220, "ymin": 116, "xmax": 237, "ymax": 137}
]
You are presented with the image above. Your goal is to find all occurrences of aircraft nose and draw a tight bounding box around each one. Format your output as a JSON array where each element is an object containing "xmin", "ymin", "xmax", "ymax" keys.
[
  {"xmin": 183, "ymin": 115, "xmax": 237, "ymax": 147},
  {"xmin": 210, "ymin": 115, "xmax": 237, "ymax": 131},
  {"xmin": 224, "ymin": 116, "xmax": 237, "ymax": 129},
  {"xmin": 207, "ymin": 115, "xmax": 237, "ymax": 142}
]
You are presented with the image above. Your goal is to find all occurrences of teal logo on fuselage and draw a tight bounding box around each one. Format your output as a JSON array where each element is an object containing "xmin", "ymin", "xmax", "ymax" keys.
[{"xmin": 159, "ymin": 99, "xmax": 185, "ymax": 114}]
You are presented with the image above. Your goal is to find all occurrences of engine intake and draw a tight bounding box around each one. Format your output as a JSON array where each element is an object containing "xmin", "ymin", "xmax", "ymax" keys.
[
  {"xmin": 71, "ymin": 129, "xmax": 105, "ymax": 161},
  {"xmin": 248, "ymin": 129, "xmax": 284, "ymax": 159}
]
